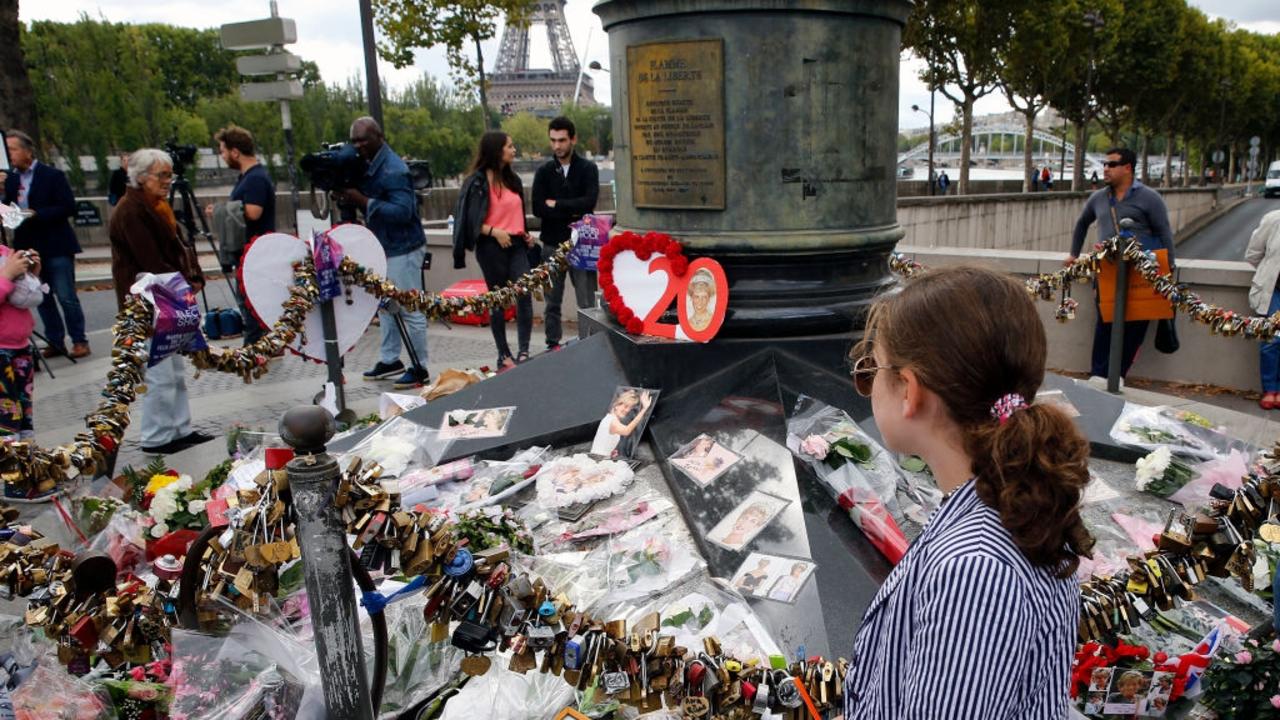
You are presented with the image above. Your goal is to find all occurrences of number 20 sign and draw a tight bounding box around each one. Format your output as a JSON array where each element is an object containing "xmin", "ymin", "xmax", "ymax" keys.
[{"xmin": 597, "ymin": 232, "xmax": 728, "ymax": 343}]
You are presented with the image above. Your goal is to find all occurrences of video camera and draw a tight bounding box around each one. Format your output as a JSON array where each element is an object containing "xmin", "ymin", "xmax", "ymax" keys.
[
  {"xmin": 164, "ymin": 142, "xmax": 198, "ymax": 177},
  {"xmin": 300, "ymin": 143, "xmax": 366, "ymax": 192}
]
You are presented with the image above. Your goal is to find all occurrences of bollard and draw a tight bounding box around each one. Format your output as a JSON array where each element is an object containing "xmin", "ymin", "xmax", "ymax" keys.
[{"xmin": 279, "ymin": 405, "xmax": 375, "ymax": 720}]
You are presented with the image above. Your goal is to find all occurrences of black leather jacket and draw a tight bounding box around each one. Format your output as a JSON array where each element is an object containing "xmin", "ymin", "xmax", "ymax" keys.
[{"xmin": 452, "ymin": 171, "xmax": 526, "ymax": 269}]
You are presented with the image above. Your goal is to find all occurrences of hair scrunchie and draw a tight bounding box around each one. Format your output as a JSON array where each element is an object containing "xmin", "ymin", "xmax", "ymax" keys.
[{"xmin": 990, "ymin": 393, "xmax": 1028, "ymax": 425}]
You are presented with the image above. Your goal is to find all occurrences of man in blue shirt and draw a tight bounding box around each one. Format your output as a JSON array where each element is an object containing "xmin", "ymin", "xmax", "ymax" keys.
[
  {"xmin": 342, "ymin": 117, "xmax": 429, "ymax": 388},
  {"xmin": 212, "ymin": 125, "xmax": 275, "ymax": 345},
  {"xmin": 2, "ymin": 130, "xmax": 89, "ymax": 359},
  {"xmin": 1067, "ymin": 146, "xmax": 1175, "ymax": 381}
]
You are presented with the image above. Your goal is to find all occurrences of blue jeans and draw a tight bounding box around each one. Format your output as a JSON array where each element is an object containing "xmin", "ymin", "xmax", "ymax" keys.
[
  {"xmin": 1260, "ymin": 289, "xmax": 1280, "ymax": 392},
  {"xmin": 379, "ymin": 247, "xmax": 428, "ymax": 367},
  {"xmin": 37, "ymin": 254, "xmax": 87, "ymax": 347}
]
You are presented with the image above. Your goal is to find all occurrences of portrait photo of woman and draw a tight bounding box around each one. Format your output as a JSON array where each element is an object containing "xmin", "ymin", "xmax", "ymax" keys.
[
  {"xmin": 669, "ymin": 433, "xmax": 741, "ymax": 486},
  {"xmin": 707, "ymin": 490, "xmax": 788, "ymax": 551},
  {"xmin": 685, "ymin": 269, "xmax": 717, "ymax": 332},
  {"xmin": 589, "ymin": 386, "xmax": 658, "ymax": 459}
]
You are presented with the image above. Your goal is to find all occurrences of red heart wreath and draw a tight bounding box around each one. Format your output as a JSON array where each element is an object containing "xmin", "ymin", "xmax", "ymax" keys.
[{"xmin": 597, "ymin": 231, "xmax": 690, "ymax": 336}]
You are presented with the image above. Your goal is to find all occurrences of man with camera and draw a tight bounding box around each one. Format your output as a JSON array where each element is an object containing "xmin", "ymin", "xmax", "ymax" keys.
[
  {"xmin": 204, "ymin": 125, "xmax": 275, "ymax": 345},
  {"xmin": 341, "ymin": 117, "xmax": 429, "ymax": 389},
  {"xmin": 532, "ymin": 116, "xmax": 599, "ymax": 351},
  {"xmin": 2, "ymin": 130, "xmax": 89, "ymax": 359}
]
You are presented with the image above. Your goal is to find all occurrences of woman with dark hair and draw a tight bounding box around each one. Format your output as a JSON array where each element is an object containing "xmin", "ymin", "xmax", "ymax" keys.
[
  {"xmin": 843, "ymin": 266, "xmax": 1093, "ymax": 719},
  {"xmin": 451, "ymin": 131, "xmax": 533, "ymax": 370}
]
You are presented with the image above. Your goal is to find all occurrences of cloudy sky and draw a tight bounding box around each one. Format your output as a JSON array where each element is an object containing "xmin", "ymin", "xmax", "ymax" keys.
[{"xmin": 20, "ymin": 0, "xmax": 1280, "ymax": 130}]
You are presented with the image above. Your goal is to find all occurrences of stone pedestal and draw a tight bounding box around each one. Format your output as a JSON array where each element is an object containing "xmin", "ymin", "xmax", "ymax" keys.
[{"xmin": 594, "ymin": 0, "xmax": 911, "ymax": 336}]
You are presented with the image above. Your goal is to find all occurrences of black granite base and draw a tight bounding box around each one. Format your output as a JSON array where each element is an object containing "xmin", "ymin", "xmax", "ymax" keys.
[{"xmin": 329, "ymin": 309, "xmax": 1149, "ymax": 658}]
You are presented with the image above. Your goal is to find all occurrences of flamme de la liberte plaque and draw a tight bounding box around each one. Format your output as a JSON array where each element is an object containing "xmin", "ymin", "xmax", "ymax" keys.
[{"xmin": 626, "ymin": 39, "xmax": 726, "ymax": 210}]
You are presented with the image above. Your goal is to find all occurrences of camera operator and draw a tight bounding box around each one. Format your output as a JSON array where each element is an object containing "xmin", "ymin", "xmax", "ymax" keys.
[
  {"xmin": 341, "ymin": 117, "xmax": 429, "ymax": 388},
  {"xmin": 203, "ymin": 125, "xmax": 275, "ymax": 345}
]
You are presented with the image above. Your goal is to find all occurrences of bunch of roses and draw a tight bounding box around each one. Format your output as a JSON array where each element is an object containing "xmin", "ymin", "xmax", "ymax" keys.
[{"xmin": 143, "ymin": 473, "xmax": 209, "ymax": 539}]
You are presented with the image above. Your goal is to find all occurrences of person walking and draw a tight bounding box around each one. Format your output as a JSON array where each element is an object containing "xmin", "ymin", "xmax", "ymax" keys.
[
  {"xmin": 1246, "ymin": 207, "xmax": 1280, "ymax": 409},
  {"xmin": 108, "ymin": 153, "xmax": 128, "ymax": 207},
  {"xmin": 109, "ymin": 148, "xmax": 213, "ymax": 455},
  {"xmin": 532, "ymin": 116, "xmax": 599, "ymax": 351},
  {"xmin": 204, "ymin": 125, "xmax": 275, "ymax": 345},
  {"xmin": 843, "ymin": 266, "xmax": 1092, "ymax": 719},
  {"xmin": 2, "ymin": 130, "xmax": 89, "ymax": 359},
  {"xmin": 936, "ymin": 170, "xmax": 950, "ymax": 195},
  {"xmin": 1041, "ymin": 165, "xmax": 1053, "ymax": 191},
  {"xmin": 344, "ymin": 117, "xmax": 430, "ymax": 389},
  {"xmin": 1066, "ymin": 147, "xmax": 1175, "ymax": 382},
  {"xmin": 452, "ymin": 131, "xmax": 533, "ymax": 371}
]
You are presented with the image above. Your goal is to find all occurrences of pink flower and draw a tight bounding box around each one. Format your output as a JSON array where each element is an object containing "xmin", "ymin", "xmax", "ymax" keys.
[
  {"xmin": 1272, "ymin": 639, "xmax": 1280, "ymax": 654},
  {"xmin": 1234, "ymin": 650, "xmax": 1253, "ymax": 664},
  {"xmin": 1269, "ymin": 695, "xmax": 1280, "ymax": 709},
  {"xmin": 800, "ymin": 434, "xmax": 831, "ymax": 460}
]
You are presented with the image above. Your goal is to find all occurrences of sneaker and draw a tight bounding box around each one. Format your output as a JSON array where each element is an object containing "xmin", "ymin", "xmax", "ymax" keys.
[
  {"xmin": 363, "ymin": 360, "xmax": 405, "ymax": 381},
  {"xmin": 392, "ymin": 368, "xmax": 430, "ymax": 389},
  {"xmin": 546, "ymin": 342, "xmax": 562, "ymax": 352}
]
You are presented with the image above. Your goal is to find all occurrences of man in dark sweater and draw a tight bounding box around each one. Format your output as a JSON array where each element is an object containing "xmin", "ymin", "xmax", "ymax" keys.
[
  {"xmin": 2, "ymin": 130, "xmax": 89, "ymax": 358},
  {"xmin": 532, "ymin": 116, "xmax": 599, "ymax": 350},
  {"xmin": 1067, "ymin": 146, "xmax": 1175, "ymax": 381}
]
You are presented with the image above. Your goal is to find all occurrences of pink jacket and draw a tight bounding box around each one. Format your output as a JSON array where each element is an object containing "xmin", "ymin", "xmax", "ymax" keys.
[{"xmin": 0, "ymin": 246, "xmax": 36, "ymax": 349}]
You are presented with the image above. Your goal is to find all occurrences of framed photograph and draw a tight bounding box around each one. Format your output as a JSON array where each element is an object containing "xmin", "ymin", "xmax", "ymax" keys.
[
  {"xmin": 706, "ymin": 490, "xmax": 789, "ymax": 552},
  {"xmin": 1143, "ymin": 671, "xmax": 1173, "ymax": 718},
  {"xmin": 589, "ymin": 386, "xmax": 659, "ymax": 460},
  {"xmin": 1102, "ymin": 668, "xmax": 1148, "ymax": 715},
  {"xmin": 728, "ymin": 552, "xmax": 816, "ymax": 604},
  {"xmin": 670, "ymin": 433, "xmax": 741, "ymax": 487},
  {"xmin": 438, "ymin": 406, "xmax": 515, "ymax": 440}
]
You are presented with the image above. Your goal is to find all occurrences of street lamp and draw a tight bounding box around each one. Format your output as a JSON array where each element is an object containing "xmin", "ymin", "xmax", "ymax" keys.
[
  {"xmin": 588, "ymin": 60, "xmax": 609, "ymax": 73},
  {"xmin": 1080, "ymin": 9, "xmax": 1105, "ymax": 189},
  {"xmin": 911, "ymin": 101, "xmax": 935, "ymax": 195}
]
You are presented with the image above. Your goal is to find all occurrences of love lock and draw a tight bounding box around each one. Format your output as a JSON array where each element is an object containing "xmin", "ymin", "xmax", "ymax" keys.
[
  {"xmin": 681, "ymin": 696, "xmax": 710, "ymax": 718},
  {"xmin": 775, "ymin": 674, "xmax": 804, "ymax": 708},
  {"xmin": 527, "ymin": 623, "xmax": 556, "ymax": 652},
  {"xmin": 602, "ymin": 670, "xmax": 630, "ymax": 695}
]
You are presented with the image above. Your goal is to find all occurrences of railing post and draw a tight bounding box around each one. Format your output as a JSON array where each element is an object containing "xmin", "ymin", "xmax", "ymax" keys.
[
  {"xmin": 1107, "ymin": 242, "xmax": 1129, "ymax": 394},
  {"xmin": 279, "ymin": 405, "xmax": 375, "ymax": 720}
]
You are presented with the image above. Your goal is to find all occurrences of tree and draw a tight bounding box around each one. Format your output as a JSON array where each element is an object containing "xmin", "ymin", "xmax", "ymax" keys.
[
  {"xmin": 138, "ymin": 24, "xmax": 237, "ymax": 110},
  {"xmin": 995, "ymin": 0, "xmax": 1076, "ymax": 191},
  {"xmin": 372, "ymin": 0, "xmax": 536, "ymax": 128},
  {"xmin": 557, "ymin": 102, "xmax": 613, "ymax": 156},
  {"xmin": 904, "ymin": 0, "xmax": 1009, "ymax": 194},
  {"xmin": 0, "ymin": 0, "xmax": 41, "ymax": 146},
  {"xmin": 501, "ymin": 112, "xmax": 547, "ymax": 158}
]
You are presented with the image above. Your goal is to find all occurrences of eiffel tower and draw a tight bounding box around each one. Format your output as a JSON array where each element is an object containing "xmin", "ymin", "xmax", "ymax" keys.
[{"xmin": 489, "ymin": 0, "xmax": 596, "ymax": 115}]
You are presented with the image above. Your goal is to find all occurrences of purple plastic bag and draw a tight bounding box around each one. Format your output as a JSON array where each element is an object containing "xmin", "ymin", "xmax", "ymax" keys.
[
  {"xmin": 130, "ymin": 272, "xmax": 209, "ymax": 367},
  {"xmin": 312, "ymin": 230, "xmax": 346, "ymax": 303},
  {"xmin": 568, "ymin": 214, "xmax": 613, "ymax": 271}
]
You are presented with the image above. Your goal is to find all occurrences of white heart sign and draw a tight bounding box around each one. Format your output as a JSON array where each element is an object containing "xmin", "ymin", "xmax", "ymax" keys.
[
  {"xmin": 239, "ymin": 224, "xmax": 387, "ymax": 362},
  {"xmin": 609, "ymin": 250, "xmax": 670, "ymax": 323}
]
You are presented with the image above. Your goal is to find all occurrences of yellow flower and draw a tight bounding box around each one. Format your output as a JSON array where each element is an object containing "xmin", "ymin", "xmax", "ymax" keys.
[{"xmin": 144, "ymin": 473, "xmax": 179, "ymax": 496}]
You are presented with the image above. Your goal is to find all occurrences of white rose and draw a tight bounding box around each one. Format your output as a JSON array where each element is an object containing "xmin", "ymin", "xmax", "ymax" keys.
[
  {"xmin": 187, "ymin": 499, "xmax": 207, "ymax": 514},
  {"xmin": 150, "ymin": 522, "xmax": 169, "ymax": 538}
]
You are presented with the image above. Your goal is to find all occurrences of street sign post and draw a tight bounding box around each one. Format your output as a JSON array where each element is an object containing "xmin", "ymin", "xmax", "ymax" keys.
[{"xmin": 221, "ymin": 5, "xmax": 347, "ymax": 420}]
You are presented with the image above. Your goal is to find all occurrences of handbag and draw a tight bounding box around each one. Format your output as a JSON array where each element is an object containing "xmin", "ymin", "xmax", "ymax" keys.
[{"xmin": 1155, "ymin": 317, "xmax": 1179, "ymax": 354}]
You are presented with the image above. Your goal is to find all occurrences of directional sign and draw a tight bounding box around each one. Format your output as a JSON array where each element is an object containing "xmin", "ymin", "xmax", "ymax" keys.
[
  {"xmin": 1250, "ymin": 146, "xmax": 1260, "ymax": 158},
  {"xmin": 220, "ymin": 17, "xmax": 297, "ymax": 50},
  {"xmin": 1250, "ymin": 135, "xmax": 1261, "ymax": 148},
  {"xmin": 237, "ymin": 53, "xmax": 302, "ymax": 76},
  {"xmin": 1212, "ymin": 150, "xmax": 1226, "ymax": 164},
  {"xmin": 240, "ymin": 79, "xmax": 304, "ymax": 102}
]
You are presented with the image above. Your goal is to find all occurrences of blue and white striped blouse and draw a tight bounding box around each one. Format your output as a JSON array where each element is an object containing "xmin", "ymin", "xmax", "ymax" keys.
[{"xmin": 843, "ymin": 479, "xmax": 1079, "ymax": 719}]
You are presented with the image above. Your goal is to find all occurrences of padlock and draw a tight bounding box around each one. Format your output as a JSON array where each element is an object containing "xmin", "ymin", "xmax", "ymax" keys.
[
  {"xmin": 527, "ymin": 623, "xmax": 557, "ymax": 652},
  {"xmin": 603, "ymin": 670, "xmax": 630, "ymax": 695},
  {"xmin": 564, "ymin": 634, "xmax": 586, "ymax": 670},
  {"xmin": 775, "ymin": 673, "xmax": 803, "ymax": 708}
]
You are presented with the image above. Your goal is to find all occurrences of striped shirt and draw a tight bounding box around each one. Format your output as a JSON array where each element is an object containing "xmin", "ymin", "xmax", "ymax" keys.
[{"xmin": 843, "ymin": 479, "xmax": 1078, "ymax": 719}]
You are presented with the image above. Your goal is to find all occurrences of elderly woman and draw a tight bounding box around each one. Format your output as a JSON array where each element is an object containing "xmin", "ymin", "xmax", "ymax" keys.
[{"xmin": 108, "ymin": 148, "xmax": 212, "ymax": 455}]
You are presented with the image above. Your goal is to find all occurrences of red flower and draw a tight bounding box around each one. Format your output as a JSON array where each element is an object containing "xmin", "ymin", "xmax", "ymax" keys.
[
  {"xmin": 666, "ymin": 241, "xmax": 683, "ymax": 256},
  {"xmin": 625, "ymin": 318, "xmax": 644, "ymax": 334},
  {"xmin": 597, "ymin": 258, "xmax": 613, "ymax": 273},
  {"xmin": 617, "ymin": 307, "xmax": 635, "ymax": 324},
  {"xmin": 670, "ymin": 256, "xmax": 689, "ymax": 277},
  {"xmin": 1154, "ymin": 652, "xmax": 1168, "ymax": 664}
]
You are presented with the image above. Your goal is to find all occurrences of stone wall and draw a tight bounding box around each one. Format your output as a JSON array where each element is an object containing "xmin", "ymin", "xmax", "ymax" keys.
[
  {"xmin": 896, "ymin": 186, "xmax": 1244, "ymax": 253},
  {"xmin": 899, "ymin": 246, "xmax": 1261, "ymax": 391}
]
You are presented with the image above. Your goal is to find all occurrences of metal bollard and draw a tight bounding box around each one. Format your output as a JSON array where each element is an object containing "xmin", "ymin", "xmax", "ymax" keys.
[
  {"xmin": 279, "ymin": 405, "xmax": 375, "ymax": 720},
  {"xmin": 1107, "ymin": 220, "xmax": 1137, "ymax": 395}
]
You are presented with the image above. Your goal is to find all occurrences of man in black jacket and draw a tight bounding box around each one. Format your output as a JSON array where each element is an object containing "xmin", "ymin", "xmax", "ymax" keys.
[
  {"xmin": 3, "ymin": 130, "xmax": 89, "ymax": 358},
  {"xmin": 531, "ymin": 116, "xmax": 599, "ymax": 350}
]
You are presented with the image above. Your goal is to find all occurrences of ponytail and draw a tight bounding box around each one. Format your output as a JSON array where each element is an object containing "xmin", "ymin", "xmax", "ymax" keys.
[{"xmin": 965, "ymin": 403, "xmax": 1094, "ymax": 578}]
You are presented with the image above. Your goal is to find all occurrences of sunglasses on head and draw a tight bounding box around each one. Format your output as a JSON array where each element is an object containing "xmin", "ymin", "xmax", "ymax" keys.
[
  {"xmin": 1102, "ymin": 161, "xmax": 1127, "ymax": 168},
  {"xmin": 849, "ymin": 353, "xmax": 898, "ymax": 397}
]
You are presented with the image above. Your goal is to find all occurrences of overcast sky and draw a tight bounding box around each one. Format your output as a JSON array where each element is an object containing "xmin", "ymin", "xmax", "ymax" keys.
[{"xmin": 20, "ymin": 0, "xmax": 1280, "ymax": 131}]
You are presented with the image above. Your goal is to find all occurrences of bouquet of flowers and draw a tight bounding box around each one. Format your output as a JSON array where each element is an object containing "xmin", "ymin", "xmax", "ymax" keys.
[
  {"xmin": 787, "ymin": 396, "xmax": 909, "ymax": 563},
  {"xmin": 453, "ymin": 507, "xmax": 534, "ymax": 555},
  {"xmin": 1134, "ymin": 446, "xmax": 1199, "ymax": 498},
  {"xmin": 119, "ymin": 458, "xmax": 225, "ymax": 538}
]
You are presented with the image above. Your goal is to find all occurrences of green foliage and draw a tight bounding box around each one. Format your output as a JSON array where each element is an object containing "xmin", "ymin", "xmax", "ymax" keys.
[
  {"xmin": 501, "ymin": 112, "xmax": 548, "ymax": 158},
  {"xmin": 556, "ymin": 103, "xmax": 613, "ymax": 156},
  {"xmin": 1201, "ymin": 638, "xmax": 1280, "ymax": 720}
]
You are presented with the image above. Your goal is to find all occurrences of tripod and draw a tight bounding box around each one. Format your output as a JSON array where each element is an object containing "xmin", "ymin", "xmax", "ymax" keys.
[{"xmin": 167, "ymin": 169, "xmax": 238, "ymax": 309}]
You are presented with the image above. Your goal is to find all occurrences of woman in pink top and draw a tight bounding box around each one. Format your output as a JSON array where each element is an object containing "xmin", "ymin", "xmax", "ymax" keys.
[
  {"xmin": 453, "ymin": 131, "xmax": 534, "ymax": 370},
  {"xmin": 0, "ymin": 245, "xmax": 40, "ymax": 452}
]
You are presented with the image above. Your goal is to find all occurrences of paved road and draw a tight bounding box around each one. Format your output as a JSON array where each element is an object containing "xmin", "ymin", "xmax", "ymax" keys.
[{"xmin": 1178, "ymin": 196, "xmax": 1280, "ymax": 261}]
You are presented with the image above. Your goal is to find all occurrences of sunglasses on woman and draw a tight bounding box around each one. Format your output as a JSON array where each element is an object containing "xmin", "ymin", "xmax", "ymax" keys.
[{"xmin": 850, "ymin": 353, "xmax": 898, "ymax": 397}]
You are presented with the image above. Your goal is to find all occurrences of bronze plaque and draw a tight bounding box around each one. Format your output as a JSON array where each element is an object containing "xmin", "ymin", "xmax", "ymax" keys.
[{"xmin": 627, "ymin": 39, "xmax": 726, "ymax": 209}]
